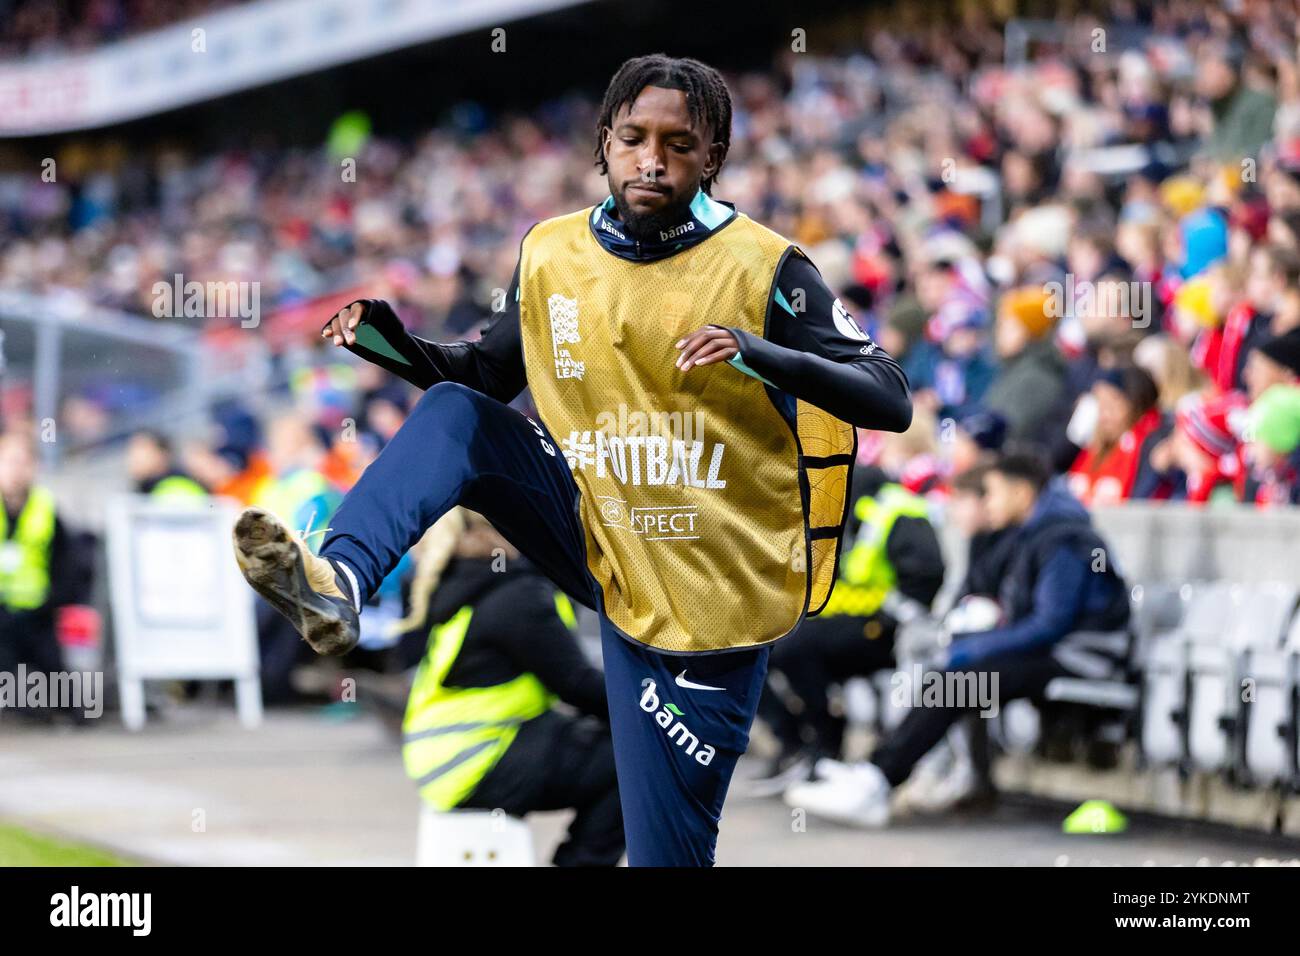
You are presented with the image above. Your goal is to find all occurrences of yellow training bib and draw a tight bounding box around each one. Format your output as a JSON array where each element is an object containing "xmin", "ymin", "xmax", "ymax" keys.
[{"xmin": 519, "ymin": 207, "xmax": 853, "ymax": 653}]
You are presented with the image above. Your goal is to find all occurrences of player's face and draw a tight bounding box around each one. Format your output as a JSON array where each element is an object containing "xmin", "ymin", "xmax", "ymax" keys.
[{"xmin": 603, "ymin": 86, "xmax": 718, "ymax": 227}]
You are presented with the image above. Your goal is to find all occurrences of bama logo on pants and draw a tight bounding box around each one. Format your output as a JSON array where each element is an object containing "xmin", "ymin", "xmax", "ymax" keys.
[{"xmin": 639, "ymin": 678, "xmax": 717, "ymax": 766}]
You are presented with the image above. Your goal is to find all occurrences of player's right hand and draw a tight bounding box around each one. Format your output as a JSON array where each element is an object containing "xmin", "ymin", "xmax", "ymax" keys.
[{"xmin": 321, "ymin": 301, "xmax": 365, "ymax": 347}]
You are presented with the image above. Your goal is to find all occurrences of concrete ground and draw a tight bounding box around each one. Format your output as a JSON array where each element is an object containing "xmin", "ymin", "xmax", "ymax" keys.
[{"xmin": 1, "ymin": 706, "xmax": 1297, "ymax": 866}]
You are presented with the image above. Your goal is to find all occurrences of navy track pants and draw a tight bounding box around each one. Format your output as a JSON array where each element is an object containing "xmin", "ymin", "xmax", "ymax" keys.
[{"xmin": 321, "ymin": 382, "xmax": 769, "ymax": 866}]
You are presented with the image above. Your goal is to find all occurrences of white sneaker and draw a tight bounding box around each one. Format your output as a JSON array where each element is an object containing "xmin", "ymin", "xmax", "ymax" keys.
[
  {"xmin": 899, "ymin": 722, "xmax": 979, "ymax": 813},
  {"xmin": 812, "ymin": 757, "xmax": 856, "ymax": 781},
  {"xmin": 784, "ymin": 761, "xmax": 892, "ymax": 828},
  {"xmin": 742, "ymin": 756, "xmax": 813, "ymax": 798},
  {"xmin": 904, "ymin": 750, "xmax": 979, "ymax": 813},
  {"xmin": 897, "ymin": 743, "xmax": 950, "ymax": 810}
]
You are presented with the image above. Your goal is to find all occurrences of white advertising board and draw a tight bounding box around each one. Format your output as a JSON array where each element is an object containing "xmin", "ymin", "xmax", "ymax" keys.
[{"xmin": 107, "ymin": 494, "xmax": 261, "ymax": 729}]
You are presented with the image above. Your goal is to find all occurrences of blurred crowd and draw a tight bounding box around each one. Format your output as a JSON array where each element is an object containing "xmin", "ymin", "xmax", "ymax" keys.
[
  {"xmin": 0, "ymin": 0, "xmax": 248, "ymax": 57},
  {"xmin": 6, "ymin": 1, "xmax": 1300, "ymax": 838},
  {"xmin": 7, "ymin": 1, "xmax": 1300, "ymax": 510}
]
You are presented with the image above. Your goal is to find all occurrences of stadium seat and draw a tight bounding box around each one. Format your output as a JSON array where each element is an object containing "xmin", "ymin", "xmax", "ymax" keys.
[
  {"xmin": 1241, "ymin": 601, "xmax": 1300, "ymax": 787},
  {"xmin": 1128, "ymin": 582, "xmax": 1189, "ymax": 665},
  {"xmin": 415, "ymin": 806, "xmax": 535, "ymax": 867},
  {"xmin": 1043, "ymin": 628, "xmax": 1133, "ymax": 700},
  {"xmin": 1186, "ymin": 583, "xmax": 1297, "ymax": 775},
  {"xmin": 1140, "ymin": 581, "xmax": 1235, "ymax": 767},
  {"xmin": 994, "ymin": 698, "xmax": 1042, "ymax": 756},
  {"xmin": 1039, "ymin": 583, "xmax": 1184, "ymax": 758},
  {"xmin": 1043, "ymin": 673, "xmax": 1138, "ymax": 710},
  {"xmin": 1046, "ymin": 582, "xmax": 1185, "ymax": 713}
]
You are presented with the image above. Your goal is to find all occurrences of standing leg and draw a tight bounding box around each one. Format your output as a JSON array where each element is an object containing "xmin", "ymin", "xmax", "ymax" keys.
[{"xmin": 599, "ymin": 617, "xmax": 770, "ymax": 867}]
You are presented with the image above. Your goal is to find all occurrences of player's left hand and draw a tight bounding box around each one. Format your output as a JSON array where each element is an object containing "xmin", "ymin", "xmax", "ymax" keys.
[{"xmin": 674, "ymin": 326, "xmax": 739, "ymax": 372}]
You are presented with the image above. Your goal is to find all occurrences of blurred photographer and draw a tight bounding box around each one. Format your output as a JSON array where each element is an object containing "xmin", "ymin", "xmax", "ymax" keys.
[{"xmin": 400, "ymin": 508, "xmax": 623, "ymax": 867}]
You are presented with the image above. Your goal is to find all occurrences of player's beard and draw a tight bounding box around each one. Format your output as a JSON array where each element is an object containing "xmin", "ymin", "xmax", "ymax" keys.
[{"xmin": 609, "ymin": 184, "xmax": 693, "ymax": 241}]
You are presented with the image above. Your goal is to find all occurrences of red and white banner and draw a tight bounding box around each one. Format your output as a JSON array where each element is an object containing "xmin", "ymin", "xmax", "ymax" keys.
[{"xmin": 0, "ymin": 0, "xmax": 588, "ymax": 137}]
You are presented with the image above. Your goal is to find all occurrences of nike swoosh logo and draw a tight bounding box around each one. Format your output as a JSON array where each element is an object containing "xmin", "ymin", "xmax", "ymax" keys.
[{"xmin": 675, "ymin": 670, "xmax": 724, "ymax": 692}]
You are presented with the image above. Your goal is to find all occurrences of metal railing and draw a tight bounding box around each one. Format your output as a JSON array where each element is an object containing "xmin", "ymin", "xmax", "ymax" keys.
[{"xmin": 0, "ymin": 290, "xmax": 299, "ymax": 469}]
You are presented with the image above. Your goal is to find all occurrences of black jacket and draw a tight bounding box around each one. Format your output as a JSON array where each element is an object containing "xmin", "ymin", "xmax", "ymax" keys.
[
  {"xmin": 948, "ymin": 482, "xmax": 1130, "ymax": 668},
  {"xmin": 420, "ymin": 557, "xmax": 607, "ymax": 720},
  {"xmin": 960, "ymin": 527, "xmax": 1017, "ymax": 601}
]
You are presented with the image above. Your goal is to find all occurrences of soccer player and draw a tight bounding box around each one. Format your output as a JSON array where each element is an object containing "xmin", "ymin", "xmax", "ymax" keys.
[{"xmin": 233, "ymin": 54, "xmax": 912, "ymax": 866}]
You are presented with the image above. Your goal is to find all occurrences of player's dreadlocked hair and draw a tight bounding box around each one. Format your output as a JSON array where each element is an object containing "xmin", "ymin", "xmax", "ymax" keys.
[{"xmin": 594, "ymin": 54, "xmax": 733, "ymax": 195}]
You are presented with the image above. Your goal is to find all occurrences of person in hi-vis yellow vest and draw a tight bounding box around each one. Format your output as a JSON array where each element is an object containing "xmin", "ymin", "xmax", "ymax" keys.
[
  {"xmin": 753, "ymin": 466, "xmax": 944, "ymax": 793},
  {"xmin": 0, "ymin": 432, "xmax": 81, "ymax": 688},
  {"xmin": 398, "ymin": 508, "xmax": 622, "ymax": 866},
  {"xmin": 233, "ymin": 55, "xmax": 911, "ymax": 866}
]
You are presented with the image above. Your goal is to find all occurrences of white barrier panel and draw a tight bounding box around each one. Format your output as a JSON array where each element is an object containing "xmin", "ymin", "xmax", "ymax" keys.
[
  {"xmin": 106, "ymin": 494, "xmax": 260, "ymax": 729},
  {"xmin": 1091, "ymin": 502, "xmax": 1300, "ymax": 587},
  {"xmin": 937, "ymin": 500, "xmax": 1300, "ymax": 594}
]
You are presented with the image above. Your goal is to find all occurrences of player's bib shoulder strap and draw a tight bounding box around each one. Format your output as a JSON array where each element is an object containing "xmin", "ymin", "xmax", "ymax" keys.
[
  {"xmin": 519, "ymin": 208, "xmax": 592, "ymax": 282},
  {"xmin": 784, "ymin": 242, "xmax": 814, "ymax": 266},
  {"xmin": 726, "ymin": 213, "xmax": 796, "ymax": 258},
  {"xmin": 526, "ymin": 207, "xmax": 592, "ymax": 246},
  {"xmin": 706, "ymin": 217, "xmax": 795, "ymax": 314}
]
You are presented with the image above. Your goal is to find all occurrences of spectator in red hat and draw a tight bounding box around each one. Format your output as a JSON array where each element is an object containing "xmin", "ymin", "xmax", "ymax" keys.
[
  {"xmin": 1155, "ymin": 391, "xmax": 1250, "ymax": 505},
  {"xmin": 1230, "ymin": 196, "xmax": 1271, "ymax": 246}
]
